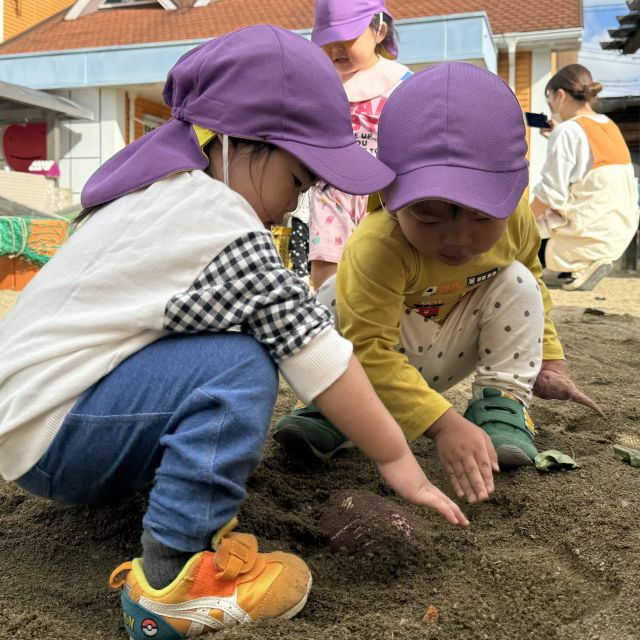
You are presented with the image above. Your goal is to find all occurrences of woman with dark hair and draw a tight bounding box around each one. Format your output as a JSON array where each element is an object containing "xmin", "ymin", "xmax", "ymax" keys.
[{"xmin": 531, "ymin": 64, "xmax": 638, "ymax": 291}]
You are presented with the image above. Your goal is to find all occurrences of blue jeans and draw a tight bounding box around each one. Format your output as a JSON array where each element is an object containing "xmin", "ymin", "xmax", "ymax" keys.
[{"xmin": 15, "ymin": 332, "xmax": 278, "ymax": 552}]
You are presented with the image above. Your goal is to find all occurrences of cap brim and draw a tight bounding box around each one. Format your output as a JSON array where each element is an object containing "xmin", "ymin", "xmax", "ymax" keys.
[
  {"xmin": 312, "ymin": 15, "xmax": 373, "ymax": 48},
  {"xmin": 383, "ymin": 164, "xmax": 529, "ymax": 218},
  {"xmin": 274, "ymin": 138, "xmax": 395, "ymax": 195}
]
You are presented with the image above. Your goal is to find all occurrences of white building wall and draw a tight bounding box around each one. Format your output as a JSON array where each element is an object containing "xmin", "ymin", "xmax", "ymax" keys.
[
  {"xmin": 529, "ymin": 47, "xmax": 553, "ymax": 196},
  {"xmin": 56, "ymin": 87, "xmax": 126, "ymax": 203}
]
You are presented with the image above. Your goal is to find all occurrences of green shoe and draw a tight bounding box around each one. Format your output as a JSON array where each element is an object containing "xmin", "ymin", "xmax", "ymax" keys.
[
  {"xmin": 273, "ymin": 405, "xmax": 352, "ymax": 460},
  {"xmin": 464, "ymin": 388, "xmax": 537, "ymax": 469}
]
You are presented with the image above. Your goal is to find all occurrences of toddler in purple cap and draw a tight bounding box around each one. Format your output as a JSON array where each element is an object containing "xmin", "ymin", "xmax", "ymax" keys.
[
  {"xmin": 0, "ymin": 26, "xmax": 469, "ymax": 638},
  {"xmin": 275, "ymin": 63, "xmax": 602, "ymax": 504},
  {"xmin": 305, "ymin": 0, "xmax": 411, "ymax": 289}
]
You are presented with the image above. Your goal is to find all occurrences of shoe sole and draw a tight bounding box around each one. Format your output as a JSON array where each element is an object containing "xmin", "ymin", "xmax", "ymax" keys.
[
  {"xmin": 496, "ymin": 445, "xmax": 534, "ymax": 469},
  {"xmin": 562, "ymin": 262, "xmax": 612, "ymax": 291},
  {"xmin": 273, "ymin": 423, "xmax": 353, "ymax": 460},
  {"xmin": 125, "ymin": 574, "xmax": 313, "ymax": 639},
  {"xmin": 280, "ymin": 573, "xmax": 313, "ymax": 620}
]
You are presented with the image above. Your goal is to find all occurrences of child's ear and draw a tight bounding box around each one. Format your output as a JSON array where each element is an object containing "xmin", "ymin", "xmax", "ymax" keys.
[{"xmin": 376, "ymin": 22, "xmax": 388, "ymax": 45}]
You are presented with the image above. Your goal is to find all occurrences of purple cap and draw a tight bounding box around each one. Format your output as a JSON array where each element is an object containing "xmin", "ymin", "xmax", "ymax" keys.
[
  {"xmin": 312, "ymin": 0, "xmax": 392, "ymax": 50},
  {"xmin": 379, "ymin": 62, "xmax": 529, "ymax": 219},
  {"xmin": 81, "ymin": 25, "xmax": 394, "ymax": 209}
]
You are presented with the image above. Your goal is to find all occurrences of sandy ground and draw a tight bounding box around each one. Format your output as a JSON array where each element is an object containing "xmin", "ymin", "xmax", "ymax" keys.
[
  {"xmin": 0, "ymin": 273, "xmax": 639, "ymax": 639},
  {"xmin": 546, "ymin": 272, "xmax": 640, "ymax": 318}
]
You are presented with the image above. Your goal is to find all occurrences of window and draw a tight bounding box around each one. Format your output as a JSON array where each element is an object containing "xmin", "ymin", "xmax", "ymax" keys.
[
  {"xmin": 102, "ymin": 0, "xmax": 159, "ymax": 7},
  {"xmin": 141, "ymin": 114, "xmax": 165, "ymax": 135},
  {"xmin": 66, "ymin": 0, "xmax": 177, "ymax": 21}
]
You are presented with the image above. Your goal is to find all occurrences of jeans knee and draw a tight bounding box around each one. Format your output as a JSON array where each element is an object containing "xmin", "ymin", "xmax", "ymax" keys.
[{"xmin": 235, "ymin": 335, "xmax": 279, "ymax": 404}]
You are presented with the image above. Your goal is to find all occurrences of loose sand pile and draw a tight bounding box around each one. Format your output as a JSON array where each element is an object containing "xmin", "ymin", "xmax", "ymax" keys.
[{"xmin": 0, "ymin": 274, "xmax": 638, "ymax": 640}]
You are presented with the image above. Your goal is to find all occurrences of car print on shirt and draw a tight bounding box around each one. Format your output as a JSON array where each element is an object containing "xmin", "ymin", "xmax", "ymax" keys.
[
  {"xmin": 422, "ymin": 281, "xmax": 461, "ymax": 297},
  {"xmin": 412, "ymin": 303, "xmax": 443, "ymax": 318}
]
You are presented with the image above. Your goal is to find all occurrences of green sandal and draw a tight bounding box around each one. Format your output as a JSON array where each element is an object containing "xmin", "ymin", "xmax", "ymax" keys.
[
  {"xmin": 273, "ymin": 404, "xmax": 352, "ymax": 459},
  {"xmin": 464, "ymin": 388, "xmax": 537, "ymax": 469}
]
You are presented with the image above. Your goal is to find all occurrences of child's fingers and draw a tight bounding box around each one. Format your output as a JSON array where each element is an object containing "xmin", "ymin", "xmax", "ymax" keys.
[
  {"xmin": 437, "ymin": 491, "xmax": 470, "ymax": 527},
  {"xmin": 447, "ymin": 461, "xmax": 477, "ymax": 503},
  {"xmin": 444, "ymin": 466, "xmax": 466, "ymax": 500},
  {"xmin": 420, "ymin": 486, "xmax": 469, "ymax": 527},
  {"xmin": 475, "ymin": 454, "xmax": 495, "ymax": 494},
  {"xmin": 484, "ymin": 432, "xmax": 500, "ymax": 473},
  {"xmin": 450, "ymin": 461, "xmax": 484, "ymax": 504},
  {"xmin": 460, "ymin": 460, "xmax": 491, "ymax": 503}
]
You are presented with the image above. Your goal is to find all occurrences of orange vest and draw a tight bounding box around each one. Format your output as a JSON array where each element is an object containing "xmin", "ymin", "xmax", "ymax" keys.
[{"xmin": 574, "ymin": 116, "xmax": 631, "ymax": 169}]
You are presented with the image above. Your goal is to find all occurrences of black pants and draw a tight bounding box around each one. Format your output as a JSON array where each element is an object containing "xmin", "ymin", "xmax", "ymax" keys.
[
  {"xmin": 290, "ymin": 218, "xmax": 309, "ymax": 277},
  {"xmin": 538, "ymin": 238, "xmax": 548, "ymax": 268}
]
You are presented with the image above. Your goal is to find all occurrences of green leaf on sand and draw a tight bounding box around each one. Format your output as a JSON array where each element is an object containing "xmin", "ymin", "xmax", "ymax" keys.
[
  {"xmin": 534, "ymin": 449, "xmax": 580, "ymax": 472},
  {"xmin": 613, "ymin": 444, "xmax": 640, "ymax": 468}
]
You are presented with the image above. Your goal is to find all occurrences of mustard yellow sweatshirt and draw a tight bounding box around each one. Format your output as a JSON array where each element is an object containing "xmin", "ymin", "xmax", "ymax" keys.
[{"xmin": 335, "ymin": 197, "xmax": 564, "ymax": 440}]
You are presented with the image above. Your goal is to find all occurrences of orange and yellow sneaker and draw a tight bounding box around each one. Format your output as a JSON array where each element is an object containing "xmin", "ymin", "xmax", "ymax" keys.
[{"xmin": 109, "ymin": 524, "xmax": 312, "ymax": 639}]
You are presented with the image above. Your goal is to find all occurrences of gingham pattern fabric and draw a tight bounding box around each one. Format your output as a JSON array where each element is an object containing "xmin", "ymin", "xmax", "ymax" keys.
[{"xmin": 164, "ymin": 231, "xmax": 332, "ymax": 361}]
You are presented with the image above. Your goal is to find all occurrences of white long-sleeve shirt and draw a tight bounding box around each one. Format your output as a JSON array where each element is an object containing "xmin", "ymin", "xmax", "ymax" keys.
[
  {"xmin": 0, "ymin": 171, "xmax": 352, "ymax": 480},
  {"xmin": 532, "ymin": 116, "xmax": 596, "ymax": 211}
]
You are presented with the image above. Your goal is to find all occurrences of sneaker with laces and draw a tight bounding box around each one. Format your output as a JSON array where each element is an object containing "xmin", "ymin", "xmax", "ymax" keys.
[
  {"xmin": 273, "ymin": 404, "xmax": 352, "ymax": 459},
  {"xmin": 109, "ymin": 523, "xmax": 312, "ymax": 639},
  {"xmin": 464, "ymin": 387, "xmax": 537, "ymax": 468}
]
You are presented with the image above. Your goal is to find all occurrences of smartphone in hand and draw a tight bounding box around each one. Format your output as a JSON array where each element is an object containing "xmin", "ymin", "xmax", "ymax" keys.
[{"xmin": 525, "ymin": 112, "xmax": 551, "ymax": 129}]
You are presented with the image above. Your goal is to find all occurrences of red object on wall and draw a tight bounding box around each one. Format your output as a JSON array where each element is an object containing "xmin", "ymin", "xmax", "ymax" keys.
[{"xmin": 3, "ymin": 122, "xmax": 47, "ymax": 172}]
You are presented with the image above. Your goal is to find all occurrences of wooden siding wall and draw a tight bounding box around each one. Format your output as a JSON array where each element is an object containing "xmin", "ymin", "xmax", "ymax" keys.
[
  {"xmin": 551, "ymin": 50, "xmax": 579, "ymax": 75},
  {"xmin": 497, "ymin": 51, "xmax": 532, "ymax": 112},
  {"xmin": 124, "ymin": 95, "xmax": 171, "ymax": 144},
  {"xmin": 4, "ymin": 0, "xmax": 74, "ymax": 41},
  {"xmin": 498, "ymin": 50, "xmax": 532, "ymax": 159}
]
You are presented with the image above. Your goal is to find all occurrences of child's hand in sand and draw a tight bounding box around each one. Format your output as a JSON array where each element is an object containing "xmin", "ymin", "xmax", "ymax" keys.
[
  {"xmin": 428, "ymin": 409, "xmax": 499, "ymax": 504},
  {"xmin": 314, "ymin": 355, "xmax": 469, "ymax": 527},
  {"xmin": 533, "ymin": 359, "xmax": 604, "ymax": 416},
  {"xmin": 376, "ymin": 452, "xmax": 469, "ymax": 528}
]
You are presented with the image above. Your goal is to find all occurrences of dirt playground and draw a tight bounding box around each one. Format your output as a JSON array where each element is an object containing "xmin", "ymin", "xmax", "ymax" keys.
[{"xmin": 0, "ymin": 275, "xmax": 639, "ymax": 640}]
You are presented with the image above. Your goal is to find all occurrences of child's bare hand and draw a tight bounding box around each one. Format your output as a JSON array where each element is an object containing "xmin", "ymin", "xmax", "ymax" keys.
[
  {"xmin": 533, "ymin": 359, "xmax": 604, "ymax": 416},
  {"xmin": 315, "ymin": 356, "xmax": 468, "ymax": 527},
  {"xmin": 376, "ymin": 452, "xmax": 469, "ymax": 527},
  {"xmin": 428, "ymin": 409, "xmax": 498, "ymax": 504}
]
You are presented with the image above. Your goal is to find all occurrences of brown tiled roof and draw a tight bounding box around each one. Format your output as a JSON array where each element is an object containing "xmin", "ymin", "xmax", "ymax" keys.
[{"xmin": 0, "ymin": 0, "xmax": 582, "ymax": 56}]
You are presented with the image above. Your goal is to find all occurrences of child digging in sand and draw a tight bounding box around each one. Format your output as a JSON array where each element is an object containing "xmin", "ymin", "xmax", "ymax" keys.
[
  {"xmin": 0, "ymin": 27, "xmax": 468, "ymax": 639},
  {"xmin": 275, "ymin": 62, "xmax": 602, "ymax": 505}
]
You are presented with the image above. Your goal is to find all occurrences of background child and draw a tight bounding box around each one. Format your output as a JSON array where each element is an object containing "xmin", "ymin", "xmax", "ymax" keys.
[
  {"xmin": 308, "ymin": 0, "xmax": 410, "ymax": 289},
  {"xmin": 275, "ymin": 62, "xmax": 602, "ymax": 506},
  {"xmin": 0, "ymin": 27, "xmax": 468, "ymax": 639}
]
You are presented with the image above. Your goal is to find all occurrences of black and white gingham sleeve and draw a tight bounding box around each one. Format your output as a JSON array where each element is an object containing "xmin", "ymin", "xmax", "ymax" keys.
[{"xmin": 164, "ymin": 231, "xmax": 332, "ymax": 361}]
